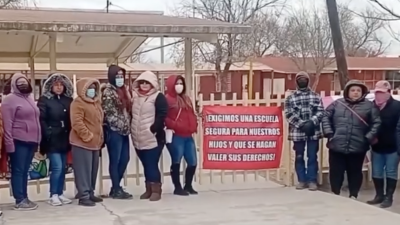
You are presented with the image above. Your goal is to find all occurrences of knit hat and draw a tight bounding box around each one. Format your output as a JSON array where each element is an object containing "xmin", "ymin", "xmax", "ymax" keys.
[
  {"xmin": 295, "ymin": 71, "xmax": 309, "ymax": 80},
  {"xmin": 374, "ymin": 80, "xmax": 391, "ymax": 93}
]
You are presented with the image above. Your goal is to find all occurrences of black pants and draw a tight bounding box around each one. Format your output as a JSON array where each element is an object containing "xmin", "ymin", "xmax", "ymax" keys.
[{"xmin": 329, "ymin": 150, "xmax": 366, "ymax": 197}]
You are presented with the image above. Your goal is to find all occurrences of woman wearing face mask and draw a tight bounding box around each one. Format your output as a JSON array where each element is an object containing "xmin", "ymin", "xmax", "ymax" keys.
[
  {"xmin": 102, "ymin": 65, "xmax": 132, "ymax": 199},
  {"xmin": 37, "ymin": 73, "xmax": 74, "ymax": 206},
  {"xmin": 70, "ymin": 78, "xmax": 104, "ymax": 207},
  {"xmin": 131, "ymin": 71, "xmax": 168, "ymax": 201},
  {"xmin": 367, "ymin": 80, "xmax": 400, "ymax": 208},
  {"xmin": 165, "ymin": 75, "xmax": 198, "ymax": 196},
  {"xmin": 322, "ymin": 80, "xmax": 381, "ymax": 199},
  {"xmin": 1, "ymin": 73, "xmax": 41, "ymax": 210}
]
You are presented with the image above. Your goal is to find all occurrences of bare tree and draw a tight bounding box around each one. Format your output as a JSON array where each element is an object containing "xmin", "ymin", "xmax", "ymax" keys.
[
  {"xmin": 366, "ymin": 0, "xmax": 400, "ymax": 42},
  {"xmin": 274, "ymin": 5, "xmax": 334, "ymax": 91},
  {"xmin": 338, "ymin": 4, "xmax": 387, "ymax": 57},
  {"xmin": 170, "ymin": 0, "xmax": 284, "ymax": 92},
  {"xmin": 0, "ymin": 0, "xmax": 35, "ymax": 8},
  {"xmin": 274, "ymin": 3, "xmax": 387, "ymax": 90}
]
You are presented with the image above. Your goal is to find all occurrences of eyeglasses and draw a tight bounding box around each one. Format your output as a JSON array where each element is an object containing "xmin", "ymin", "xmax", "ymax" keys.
[{"xmin": 138, "ymin": 80, "xmax": 150, "ymax": 85}]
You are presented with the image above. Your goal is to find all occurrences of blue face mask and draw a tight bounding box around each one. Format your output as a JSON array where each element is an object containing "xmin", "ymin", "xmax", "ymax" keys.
[
  {"xmin": 115, "ymin": 78, "xmax": 124, "ymax": 87},
  {"xmin": 86, "ymin": 88, "xmax": 95, "ymax": 98}
]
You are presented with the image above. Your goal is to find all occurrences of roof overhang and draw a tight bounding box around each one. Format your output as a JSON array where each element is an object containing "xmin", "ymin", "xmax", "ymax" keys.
[{"xmin": 0, "ymin": 8, "xmax": 250, "ymax": 64}]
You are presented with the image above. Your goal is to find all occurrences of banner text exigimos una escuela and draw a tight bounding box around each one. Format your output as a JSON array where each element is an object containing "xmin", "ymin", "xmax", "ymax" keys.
[{"xmin": 202, "ymin": 106, "xmax": 283, "ymax": 170}]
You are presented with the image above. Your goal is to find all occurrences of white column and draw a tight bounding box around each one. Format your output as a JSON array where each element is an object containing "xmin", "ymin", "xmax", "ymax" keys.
[{"xmin": 184, "ymin": 38, "xmax": 193, "ymax": 97}]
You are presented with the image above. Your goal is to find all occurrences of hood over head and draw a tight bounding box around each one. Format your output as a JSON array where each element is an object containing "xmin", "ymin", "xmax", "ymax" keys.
[
  {"xmin": 76, "ymin": 78, "xmax": 101, "ymax": 103},
  {"xmin": 42, "ymin": 73, "xmax": 73, "ymax": 99},
  {"xmin": 10, "ymin": 73, "xmax": 31, "ymax": 95},
  {"xmin": 133, "ymin": 71, "xmax": 159, "ymax": 95},
  {"xmin": 108, "ymin": 65, "xmax": 126, "ymax": 87},
  {"xmin": 344, "ymin": 79, "xmax": 369, "ymax": 102},
  {"xmin": 166, "ymin": 75, "xmax": 185, "ymax": 97}
]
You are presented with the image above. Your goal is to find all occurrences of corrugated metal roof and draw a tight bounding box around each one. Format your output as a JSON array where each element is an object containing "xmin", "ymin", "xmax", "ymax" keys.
[{"xmin": 0, "ymin": 9, "xmax": 250, "ymax": 34}]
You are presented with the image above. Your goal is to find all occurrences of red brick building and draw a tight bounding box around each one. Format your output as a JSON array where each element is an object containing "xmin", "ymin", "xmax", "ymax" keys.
[{"xmin": 198, "ymin": 56, "xmax": 400, "ymax": 99}]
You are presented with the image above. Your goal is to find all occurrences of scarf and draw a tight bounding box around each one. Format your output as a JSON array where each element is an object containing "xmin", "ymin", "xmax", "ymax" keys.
[{"xmin": 375, "ymin": 92, "xmax": 391, "ymax": 110}]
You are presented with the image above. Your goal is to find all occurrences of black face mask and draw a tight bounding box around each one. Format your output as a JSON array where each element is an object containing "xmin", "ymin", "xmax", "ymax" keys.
[
  {"xmin": 297, "ymin": 80, "xmax": 308, "ymax": 89},
  {"xmin": 17, "ymin": 84, "xmax": 32, "ymax": 94}
]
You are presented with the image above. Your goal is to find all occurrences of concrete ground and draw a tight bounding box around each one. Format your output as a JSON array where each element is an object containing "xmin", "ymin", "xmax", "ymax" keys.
[
  {"xmin": 328, "ymin": 186, "xmax": 400, "ymax": 214},
  {"xmin": 2, "ymin": 182, "xmax": 400, "ymax": 225}
]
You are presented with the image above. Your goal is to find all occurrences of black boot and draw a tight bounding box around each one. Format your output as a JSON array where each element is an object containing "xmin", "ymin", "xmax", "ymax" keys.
[
  {"xmin": 380, "ymin": 178, "xmax": 397, "ymax": 208},
  {"xmin": 184, "ymin": 165, "xmax": 198, "ymax": 195},
  {"xmin": 170, "ymin": 164, "xmax": 189, "ymax": 196},
  {"xmin": 367, "ymin": 178, "xmax": 384, "ymax": 205}
]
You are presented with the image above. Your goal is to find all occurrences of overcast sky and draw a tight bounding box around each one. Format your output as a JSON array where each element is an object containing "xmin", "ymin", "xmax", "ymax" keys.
[{"xmin": 31, "ymin": 0, "xmax": 400, "ymax": 62}]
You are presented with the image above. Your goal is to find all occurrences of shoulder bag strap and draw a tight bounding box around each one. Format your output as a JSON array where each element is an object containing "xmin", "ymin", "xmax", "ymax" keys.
[
  {"xmin": 175, "ymin": 108, "xmax": 182, "ymax": 121},
  {"xmin": 337, "ymin": 101, "xmax": 368, "ymax": 126}
]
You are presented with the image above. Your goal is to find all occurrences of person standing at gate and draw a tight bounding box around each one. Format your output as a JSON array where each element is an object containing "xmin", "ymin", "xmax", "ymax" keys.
[
  {"xmin": 102, "ymin": 65, "xmax": 133, "ymax": 199},
  {"xmin": 70, "ymin": 78, "xmax": 104, "ymax": 207},
  {"xmin": 165, "ymin": 75, "xmax": 198, "ymax": 196},
  {"xmin": 322, "ymin": 80, "xmax": 380, "ymax": 199},
  {"xmin": 366, "ymin": 81, "xmax": 400, "ymax": 208},
  {"xmin": 131, "ymin": 71, "xmax": 168, "ymax": 201},
  {"xmin": 284, "ymin": 71, "xmax": 324, "ymax": 191},
  {"xmin": 1, "ymin": 73, "xmax": 41, "ymax": 210},
  {"xmin": 37, "ymin": 73, "xmax": 73, "ymax": 206}
]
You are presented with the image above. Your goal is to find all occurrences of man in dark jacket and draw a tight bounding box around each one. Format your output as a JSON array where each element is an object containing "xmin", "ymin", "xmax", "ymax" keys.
[
  {"xmin": 37, "ymin": 73, "xmax": 74, "ymax": 206},
  {"xmin": 284, "ymin": 71, "xmax": 324, "ymax": 191},
  {"xmin": 367, "ymin": 80, "xmax": 400, "ymax": 208},
  {"xmin": 322, "ymin": 80, "xmax": 381, "ymax": 199}
]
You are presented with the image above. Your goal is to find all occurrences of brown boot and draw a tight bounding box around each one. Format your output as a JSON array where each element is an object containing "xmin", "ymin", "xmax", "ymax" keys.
[
  {"xmin": 140, "ymin": 182, "xmax": 152, "ymax": 199},
  {"xmin": 149, "ymin": 182, "xmax": 162, "ymax": 201}
]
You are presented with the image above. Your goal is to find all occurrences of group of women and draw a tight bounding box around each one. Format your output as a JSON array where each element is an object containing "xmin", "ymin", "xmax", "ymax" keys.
[
  {"xmin": 0, "ymin": 65, "xmax": 199, "ymax": 211},
  {"xmin": 322, "ymin": 80, "xmax": 400, "ymax": 208}
]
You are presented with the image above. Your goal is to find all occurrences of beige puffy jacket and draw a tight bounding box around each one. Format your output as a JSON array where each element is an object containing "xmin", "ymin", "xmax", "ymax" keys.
[{"xmin": 130, "ymin": 71, "xmax": 161, "ymax": 150}]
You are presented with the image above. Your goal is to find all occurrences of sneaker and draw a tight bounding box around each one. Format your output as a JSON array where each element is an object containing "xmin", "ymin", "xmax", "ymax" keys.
[
  {"xmin": 48, "ymin": 194, "xmax": 62, "ymax": 206},
  {"xmin": 14, "ymin": 199, "xmax": 38, "ymax": 211},
  {"xmin": 308, "ymin": 182, "xmax": 318, "ymax": 191},
  {"xmin": 78, "ymin": 199, "xmax": 96, "ymax": 207},
  {"xmin": 58, "ymin": 195, "xmax": 72, "ymax": 204},
  {"xmin": 295, "ymin": 182, "xmax": 307, "ymax": 190}
]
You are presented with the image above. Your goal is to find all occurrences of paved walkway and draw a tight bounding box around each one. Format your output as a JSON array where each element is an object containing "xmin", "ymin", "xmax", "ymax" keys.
[{"xmin": 2, "ymin": 187, "xmax": 400, "ymax": 225}]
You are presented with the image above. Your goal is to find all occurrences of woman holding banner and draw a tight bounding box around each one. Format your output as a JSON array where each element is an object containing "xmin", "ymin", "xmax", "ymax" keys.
[
  {"xmin": 130, "ymin": 71, "xmax": 168, "ymax": 201},
  {"xmin": 37, "ymin": 73, "xmax": 73, "ymax": 206},
  {"xmin": 165, "ymin": 75, "xmax": 198, "ymax": 196},
  {"xmin": 367, "ymin": 80, "xmax": 400, "ymax": 208},
  {"xmin": 322, "ymin": 80, "xmax": 381, "ymax": 199}
]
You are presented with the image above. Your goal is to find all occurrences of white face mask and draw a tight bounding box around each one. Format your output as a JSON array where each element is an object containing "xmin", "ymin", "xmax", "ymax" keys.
[{"xmin": 175, "ymin": 84, "xmax": 184, "ymax": 94}]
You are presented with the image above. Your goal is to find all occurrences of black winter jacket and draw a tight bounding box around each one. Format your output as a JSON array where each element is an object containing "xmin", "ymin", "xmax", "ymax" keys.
[
  {"xmin": 37, "ymin": 73, "xmax": 74, "ymax": 154},
  {"xmin": 322, "ymin": 80, "xmax": 381, "ymax": 154},
  {"xmin": 371, "ymin": 97, "xmax": 400, "ymax": 154}
]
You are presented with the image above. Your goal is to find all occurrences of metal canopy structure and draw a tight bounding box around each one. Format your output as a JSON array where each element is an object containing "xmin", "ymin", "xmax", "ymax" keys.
[{"xmin": 0, "ymin": 8, "xmax": 251, "ymax": 97}]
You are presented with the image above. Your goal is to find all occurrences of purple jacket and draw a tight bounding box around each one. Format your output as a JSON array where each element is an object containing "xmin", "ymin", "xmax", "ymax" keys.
[{"xmin": 1, "ymin": 73, "xmax": 41, "ymax": 153}]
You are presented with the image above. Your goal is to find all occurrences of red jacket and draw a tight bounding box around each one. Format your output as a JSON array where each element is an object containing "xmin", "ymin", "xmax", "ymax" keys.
[{"xmin": 165, "ymin": 75, "xmax": 198, "ymax": 137}]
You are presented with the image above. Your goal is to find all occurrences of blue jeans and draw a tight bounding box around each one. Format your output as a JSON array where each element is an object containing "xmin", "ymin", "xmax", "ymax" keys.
[
  {"xmin": 167, "ymin": 135, "xmax": 197, "ymax": 166},
  {"xmin": 106, "ymin": 129, "xmax": 130, "ymax": 189},
  {"xmin": 293, "ymin": 140, "xmax": 319, "ymax": 183},
  {"xmin": 136, "ymin": 145, "xmax": 163, "ymax": 183},
  {"xmin": 48, "ymin": 153, "xmax": 67, "ymax": 196},
  {"xmin": 9, "ymin": 140, "xmax": 37, "ymax": 204},
  {"xmin": 371, "ymin": 151, "xmax": 400, "ymax": 179}
]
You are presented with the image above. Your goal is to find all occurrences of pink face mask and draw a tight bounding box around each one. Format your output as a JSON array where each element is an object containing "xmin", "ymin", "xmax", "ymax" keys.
[{"xmin": 375, "ymin": 92, "xmax": 391, "ymax": 108}]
